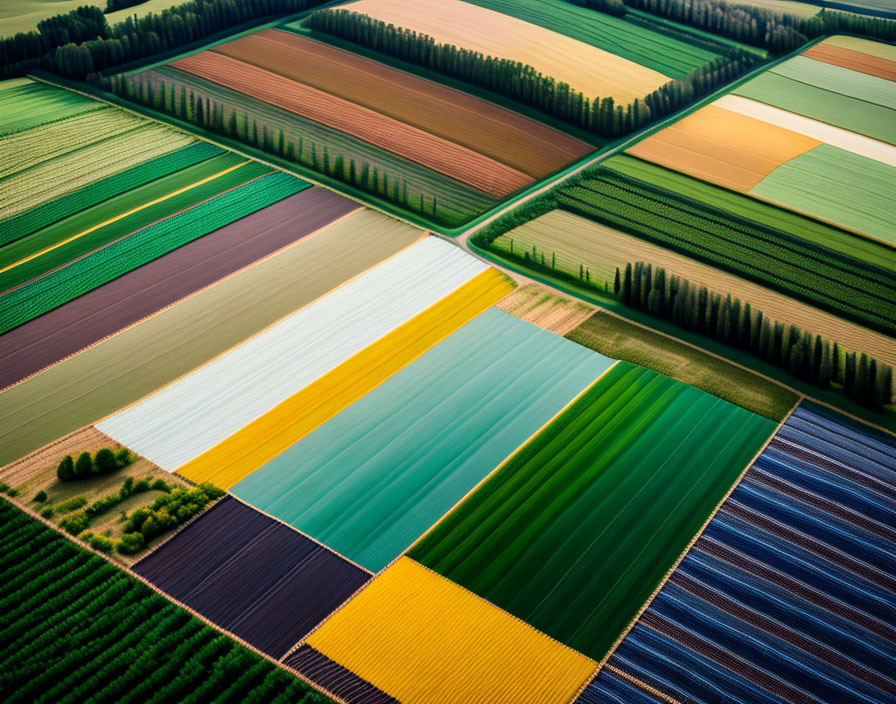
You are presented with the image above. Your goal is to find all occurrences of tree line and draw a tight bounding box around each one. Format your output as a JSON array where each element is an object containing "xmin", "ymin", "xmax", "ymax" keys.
[
  {"xmin": 615, "ymin": 261, "xmax": 893, "ymax": 409},
  {"xmin": 306, "ymin": 9, "xmax": 761, "ymax": 138},
  {"xmin": 2, "ymin": 0, "xmax": 325, "ymax": 78}
]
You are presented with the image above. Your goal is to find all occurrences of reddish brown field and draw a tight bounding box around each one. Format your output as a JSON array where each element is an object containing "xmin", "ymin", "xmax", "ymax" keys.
[
  {"xmin": 173, "ymin": 51, "xmax": 531, "ymax": 197},
  {"xmin": 212, "ymin": 30, "xmax": 591, "ymax": 178},
  {"xmin": 802, "ymin": 43, "xmax": 896, "ymax": 82}
]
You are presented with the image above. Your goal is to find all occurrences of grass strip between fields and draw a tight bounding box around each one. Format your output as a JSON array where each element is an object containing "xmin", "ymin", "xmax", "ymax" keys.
[{"xmin": 177, "ymin": 268, "xmax": 512, "ymax": 489}]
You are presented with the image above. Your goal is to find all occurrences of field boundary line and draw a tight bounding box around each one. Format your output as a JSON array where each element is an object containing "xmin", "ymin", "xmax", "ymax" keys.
[
  {"xmin": 0, "ymin": 159, "xmax": 250, "ymax": 277},
  {"xmin": 0, "ymin": 493, "xmax": 349, "ymax": 704},
  {"xmin": 0, "ymin": 204, "xmax": 363, "ymax": 396},
  {"xmin": 88, "ymin": 230, "xmax": 427, "ymax": 426},
  {"xmin": 604, "ymin": 665, "xmax": 683, "ymax": 704},
  {"xmin": 590, "ymin": 396, "xmax": 801, "ymax": 677}
]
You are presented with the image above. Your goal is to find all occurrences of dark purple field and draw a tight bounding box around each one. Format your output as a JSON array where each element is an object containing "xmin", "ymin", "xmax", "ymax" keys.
[
  {"xmin": 0, "ymin": 187, "xmax": 358, "ymax": 390},
  {"xmin": 133, "ymin": 496, "xmax": 371, "ymax": 658},
  {"xmin": 285, "ymin": 645, "xmax": 399, "ymax": 704}
]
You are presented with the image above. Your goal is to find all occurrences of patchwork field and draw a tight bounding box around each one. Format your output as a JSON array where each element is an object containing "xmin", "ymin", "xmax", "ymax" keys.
[
  {"xmin": 629, "ymin": 36, "xmax": 896, "ymax": 242},
  {"xmin": 496, "ymin": 283, "xmax": 596, "ymax": 336},
  {"xmin": 411, "ymin": 362, "xmax": 775, "ymax": 660},
  {"xmin": 581, "ymin": 402, "xmax": 896, "ymax": 704},
  {"xmin": 231, "ymin": 309, "xmax": 611, "ymax": 572}
]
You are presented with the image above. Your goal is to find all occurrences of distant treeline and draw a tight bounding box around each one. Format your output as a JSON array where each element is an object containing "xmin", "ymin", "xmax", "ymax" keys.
[
  {"xmin": 1, "ymin": 0, "xmax": 324, "ymax": 78},
  {"xmin": 106, "ymin": 0, "xmax": 147, "ymax": 12},
  {"xmin": 306, "ymin": 9, "xmax": 761, "ymax": 139},
  {"xmin": 625, "ymin": 0, "xmax": 896, "ymax": 47},
  {"xmin": 617, "ymin": 262, "xmax": 893, "ymax": 409}
]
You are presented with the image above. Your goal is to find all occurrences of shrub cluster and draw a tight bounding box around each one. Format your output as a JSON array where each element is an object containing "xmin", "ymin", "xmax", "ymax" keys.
[{"xmin": 57, "ymin": 447, "xmax": 132, "ymax": 482}]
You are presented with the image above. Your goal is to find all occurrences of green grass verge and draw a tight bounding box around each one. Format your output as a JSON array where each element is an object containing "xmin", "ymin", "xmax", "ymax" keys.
[
  {"xmin": 411, "ymin": 361, "xmax": 775, "ymax": 661},
  {"xmin": 566, "ymin": 311, "xmax": 798, "ymax": 420},
  {"xmin": 0, "ymin": 500, "xmax": 331, "ymax": 704},
  {"xmin": 604, "ymin": 154, "xmax": 896, "ymax": 272},
  {"xmin": 0, "ymin": 171, "xmax": 307, "ymax": 335},
  {"xmin": 0, "ymin": 153, "xmax": 261, "ymax": 291}
]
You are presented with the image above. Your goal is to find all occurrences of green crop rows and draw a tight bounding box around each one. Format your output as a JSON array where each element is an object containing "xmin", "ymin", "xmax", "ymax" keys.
[
  {"xmin": 559, "ymin": 169, "xmax": 896, "ymax": 336},
  {"xmin": 0, "ymin": 79, "xmax": 105, "ymax": 138},
  {"xmin": 0, "ymin": 500, "xmax": 329, "ymax": 704},
  {"xmin": 0, "ymin": 171, "xmax": 307, "ymax": 335},
  {"xmin": 412, "ymin": 361, "xmax": 774, "ymax": 661}
]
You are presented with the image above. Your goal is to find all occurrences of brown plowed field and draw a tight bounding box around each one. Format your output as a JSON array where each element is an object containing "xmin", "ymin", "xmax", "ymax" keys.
[
  {"xmin": 496, "ymin": 283, "xmax": 595, "ymax": 335},
  {"xmin": 172, "ymin": 51, "xmax": 531, "ymax": 197},
  {"xmin": 212, "ymin": 30, "xmax": 591, "ymax": 178},
  {"xmin": 802, "ymin": 43, "xmax": 896, "ymax": 82}
]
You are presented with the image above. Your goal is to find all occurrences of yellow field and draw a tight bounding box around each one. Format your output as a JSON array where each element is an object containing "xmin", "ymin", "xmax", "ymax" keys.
[
  {"xmin": 627, "ymin": 104, "xmax": 821, "ymax": 191},
  {"xmin": 338, "ymin": 0, "xmax": 669, "ymax": 102},
  {"xmin": 496, "ymin": 210, "xmax": 896, "ymax": 368},
  {"xmin": 177, "ymin": 269, "xmax": 513, "ymax": 488},
  {"xmin": 307, "ymin": 557, "xmax": 595, "ymax": 704}
]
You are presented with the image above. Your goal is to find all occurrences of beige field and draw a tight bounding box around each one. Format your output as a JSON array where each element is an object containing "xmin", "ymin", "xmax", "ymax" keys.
[
  {"xmin": 337, "ymin": 0, "xmax": 670, "ymax": 102},
  {"xmin": 496, "ymin": 210, "xmax": 896, "ymax": 368},
  {"xmin": 730, "ymin": 0, "xmax": 820, "ymax": 17},
  {"xmin": 824, "ymin": 35, "xmax": 896, "ymax": 63},
  {"xmin": 496, "ymin": 283, "xmax": 595, "ymax": 335},
  {"xmin": 627, "ymin": 104, "xmax": 821, "ymax": 191}
]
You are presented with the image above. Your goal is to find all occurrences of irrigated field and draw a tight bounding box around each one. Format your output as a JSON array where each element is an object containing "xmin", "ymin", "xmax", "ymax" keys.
[
  {"xmin": 411, "ymin": 362, "xmax": 775, "ymax": 660},
  {"xmin": 582, "ymin": 402, "xmax": 896, "ymax": 704}
]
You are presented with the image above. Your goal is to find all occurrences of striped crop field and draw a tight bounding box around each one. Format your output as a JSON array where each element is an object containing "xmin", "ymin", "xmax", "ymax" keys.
[
  {"xmin": 231, "ymin": 308, "xmax": 612, "ymax": 572},
  {"xmin": 176, "ymin": 269, "xmax": 512, "ymax": 490},
  {"xmin": 0, "ymin": 187, "xmax": 360, "ymax": 391},
  {"xmin": 557, "ymin": 168, "xmax": 896, "ymax": 335},
  {"xmin": 0, "ymin": 171, "xmax": 307, "ymax": 335},
  {"xmin": 134, "ymin": 497, "xmax": 371, "ymax": 659},
  {"xmin": 493, "ymin": 210, "xmax": 896, "ymax": 369},
  {"xmin": 292, "ymin": 557, "xmax": 596, "ymax": 704},
  {"xmin": 0, "ymin": 78, "xmax": 104, "ymax": 137},
  {"xmin": 580, "ymin": 402, "xmax": 896, "ymax": 704},
  {"xmin": 410, "ymin": 362, "xmax": 776, "ymax": 661},
  {"xmin": 96, "ymin": 238, "xmax": 493, "ymax": 472},
  {"xmin": 0, "ymin": 500, "xmax": 331, "ymax": 704},
  {"xmin": 496, "ymin": 282, "xmax": 596, "ymax": 336},
  {"xmin": 0, "ymin": 209, "xmax": 421, "ymax": 467}
]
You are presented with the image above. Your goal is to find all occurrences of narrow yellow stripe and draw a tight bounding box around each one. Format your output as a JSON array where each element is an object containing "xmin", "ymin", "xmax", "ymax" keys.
[
  {"xmin": 176, "ymin": 268, "xmax": 513, "ymax": 489},
  {"xmin": 0, "ymin": 160, "xmax": 250, "ymax": 275},
  {"xmin": 307, "ymin": 557, "xmax": 595, "ymax": 704}
]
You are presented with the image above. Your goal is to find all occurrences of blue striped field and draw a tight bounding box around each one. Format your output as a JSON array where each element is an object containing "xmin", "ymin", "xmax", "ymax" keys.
[{"xmin": 579, "ymin": 401, "xmax": 896, "ymax": 704}]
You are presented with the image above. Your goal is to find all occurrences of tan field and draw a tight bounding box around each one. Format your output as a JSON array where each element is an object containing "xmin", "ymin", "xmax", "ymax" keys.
[
  {"xmin": 496, "ymin": 210, "xmax": 896, "ymax": 368},
  {"xmin": 338, "ymin": 0, "xmax": 670, "ymax": 102},
  {"xmin": 803, "ymin": 42, "xmax": 896, "ymax": 82},
  {"xmin": 825, "ymin": 35, "xmax": 896, "ymax": 63},
  {"xmin": 729, "ymin": 0, "xmax": 820, "ymax": 17},
  {"xmin": 496, "ymin": 283, "xmax": 595, "ymax": 335},
  {"xmin": 212, "ymin": 30, "xmax": 591, "ymax": 179},
  {"xmin": 627, "ymin": 104, "xmax": 821, "ymax": 191},
  {"xmin": 173, "ymin": 51, "xmax": 531, "ymax": 197}
]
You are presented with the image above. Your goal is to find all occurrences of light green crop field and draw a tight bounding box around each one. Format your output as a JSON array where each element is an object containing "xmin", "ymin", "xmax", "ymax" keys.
[
  {"xmin": 411, "ymin": 361, "xmax": 775, "ymax": 661},
  {"xmin": 0, "ymin": 0, "xmax": 104, "ymax": 37},
  {"xmin": 603, "ymin": 155, "xmax": 896, "ymax": 273},
  {"xmin": 751, "ymin": 145, "xmax": 896, "ymax": 245},
  {"xmin": 0, "ymin": 79, "xmax": 104, "ymax": 136},
  {"xmin": 461, "ymin": 0, "xmax": 721, "ymax": 78},
  {"xmin": 774, "ymin": 56, "xmax": 896, "ymax": 109}
]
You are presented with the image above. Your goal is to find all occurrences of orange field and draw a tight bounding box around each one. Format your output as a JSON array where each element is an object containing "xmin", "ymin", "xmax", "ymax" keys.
[{"xmin": 802, "ymin": 43, "xmax": 896, "ymax": 82}]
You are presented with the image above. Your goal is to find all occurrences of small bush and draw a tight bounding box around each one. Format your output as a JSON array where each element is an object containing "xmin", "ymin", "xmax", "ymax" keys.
[
  {"xmin": 56, "ymin": 496, "xmax": 88, "ymax": 513},
  {"xmin": 57, "ymin": 455, "xmax": 75, "ymax": 481},
  {"xmin": 74, "ymin": 452, "xmax": 93, "ymax": 479},
  {"xmin": 0, "ymin": 482, "xmax": 8, "ymax": 493},
  {"xmin": 41, "ymin": 507, "xmax": 55, "ymax": 519},
  {"xmin": 150, "ymin": 479, "xmax": 170, "ymax": 493},
  {"xmin": 116, "ymin": 532, "xmax": 145, "ymax": 555},
  {"xmin": 84, "ymin": 532, "xmax": 114, "ymax": 553},
  {"xmin": 59, "ymin": 512, "xmax": 90, "ymax": 536},
  {"xmin": 6, "ymin": 488, "xmax": 19, "ymax": 498},
  {"xmin": 94, "ymin": 448, "xmax": 117, "ymax": 475},
  {"xmin": 33, "ymin": 490, "xmax": 48, "ymax": 503},
  {"xmin": 116, "ymin": 448, "xmax": 132, "ymax": 467}
]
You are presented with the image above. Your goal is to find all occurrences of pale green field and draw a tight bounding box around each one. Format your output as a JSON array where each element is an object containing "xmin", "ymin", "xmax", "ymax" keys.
[{"xmin": 0, "ymin": 0, "xmax": 179, "ymax": 37}]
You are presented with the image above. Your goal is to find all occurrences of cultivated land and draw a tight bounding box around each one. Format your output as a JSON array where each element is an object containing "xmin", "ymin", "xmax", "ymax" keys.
[
  {"xmin": 332, "ymin": 0, "xmax": 671, "ymax": 101},
  {"xmin": 0, "ymin": 188, "xmax": 359, "ymax": 390},
  {"xmin": 178, "ymin": 269, "xmax": 511, "ymax": 489},
  {"xmin": 134, "ymin": 497, "xmax": 371, "ymax": 659},
  {"xmin": 567, "ymin": 312, "xmax": 799, "ymax": 420},
  {"xmin": 300, "ymin": 557, "xmax": 596, "ymax": 704},
  {"xmin": 0, "ymin": 209, "xmax": 422, "ymax": 467},
  {"xmin": 0, "ymin": 501, "xmax": 331, "ymax": 703},
  {"xmin": 213, "ymin": 29, "xmax": 592, "ymax": 179},
  {"xmin": 233, "ymin": 309, "xmax": 611, "ymax": 572},
  {"xmin": 495, "ymin": 211, "xmax": 896, "ymax": 368},
  {"xmin": 411, "ymin": 362, "xmax": 775, "ymax": 661},
  {"xmin": 496, "ymin": 283, "xmax": 596, "ymax": 336},
  {"xmin": 0, "ymin": 78, "xmax": 103, "ymax": 136}
]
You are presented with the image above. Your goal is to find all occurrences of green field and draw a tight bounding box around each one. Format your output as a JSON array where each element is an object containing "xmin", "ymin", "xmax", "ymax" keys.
[
  {"xmin": 604, "ymin": 155, "xmax": 896, "ymax": 272},
  {"xmin": 566, "ymin": 311, "xmax": 798, "ymax": 420},
  {"xmin": 0, "ymin": 171, "xmax": 307, "ymax": 335},
  {"xmin": 0, "ymin": 500, "xmax": 329, "ymax": 704},
  {"xmin": 559, "ymin": 169, "xmax": 896, "ymax": 336},
  {"xmin": 0, "ymin": 79, "xmax": 104, "ymax": 136},
  {"xmin": 774, "ymin": 56, "xmax": 896, "ymax": 109},
  {"xmin": 0, "ymin": 141, "xmax": 223, "ymax": 247},
  {"xmin": 411, "ymin": 361, "xmax": 775, "ymax": 661},
  {"xmin": 0, "ymin": 153, "xmax": 264, "ymax": 292},
  {"xmin": 461, "ymin": 0, "xmax": 721, "ymax": 78},
  {"xmin": 751, "ymin": 145, "xmax": 896, "ymax": 246}
]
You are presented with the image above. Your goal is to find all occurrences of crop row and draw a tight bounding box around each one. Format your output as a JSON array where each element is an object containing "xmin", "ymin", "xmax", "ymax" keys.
[
  {"xmin": 0, "ymin": 79, "xmax": 104, "ymax": 137},
  {"xmin": 559, "ymin": 171, "xmax": 896, "ymax": 335},
  {"xmin": 0, "ymin": 501, "xmax": 330, "ymax": 704},
  {"xmin": 0, "ymin": 171, "xmax": 306, "ymax": 335}
]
